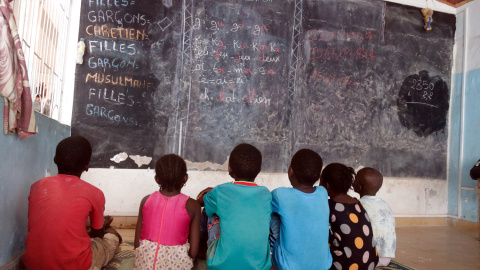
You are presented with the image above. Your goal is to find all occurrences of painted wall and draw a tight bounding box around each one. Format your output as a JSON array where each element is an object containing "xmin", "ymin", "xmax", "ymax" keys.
[
  {"xmin": 0, "ymin": 100, "xmax": 71, "ymax": 265},
  {"xmin": 448, "ymin": 1, "xmax": 480, "ymax": 223},
  {"xmin": 83, "ymin": 169, "xmax": 448, "ymax": 217}
]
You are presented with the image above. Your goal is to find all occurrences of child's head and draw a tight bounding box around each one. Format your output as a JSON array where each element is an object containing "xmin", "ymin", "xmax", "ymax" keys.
[
  {"xmin": 155, "ymin": 154, "xmax": 188, "ymax": 192},
  {"xmin": 228, "ymin": 143, "xmax": 262, "ymax": 181},
  {"xmin": 353, "ymin": 167, "xmax": 383, "ymax": 197},
  {"xmin": 289, "ymin": 149, "xmax": 323, "ymax": 186},
  {"xmin": 35, "ymin": 95, "xmax": 40, "ymax": 102},
  {"xmin": 54, "ymin": 136, "xmax": 92, "ymax": 175},
  {"xmin": 320, "ymin": 163, "xmax": 356, "ymax": 195}
]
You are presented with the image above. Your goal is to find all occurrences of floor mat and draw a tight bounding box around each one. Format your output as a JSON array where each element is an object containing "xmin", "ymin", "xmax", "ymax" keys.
[
  {"xmin": 103, "ymin": 242, "xmax": 413, "ymax": 270},
  {"xmin": 103, "ymin": 242, "xmax": 134, "ymax": 270},
  {"xmin": 377, "ymin": 260, "xmax": 416, "ymax": 270}
]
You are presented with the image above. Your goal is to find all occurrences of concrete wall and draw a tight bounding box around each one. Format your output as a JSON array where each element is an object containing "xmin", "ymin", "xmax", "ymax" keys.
[
  {"xmin": 83, "ymin": 169, "xmax": 448, "ymax": 217},
  {"xmin": 448, "ymin": 1, "xmax": 480, "ymax": 223},
  {"xmin": 0, "ymin": 99, "xmax": 71, "ymax": 266}
]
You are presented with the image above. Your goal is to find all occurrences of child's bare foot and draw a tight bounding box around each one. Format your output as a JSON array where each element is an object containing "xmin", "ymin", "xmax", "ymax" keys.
[{"xmin": 105, "ymin": 226, "xmax": 123, "ymax": 244}]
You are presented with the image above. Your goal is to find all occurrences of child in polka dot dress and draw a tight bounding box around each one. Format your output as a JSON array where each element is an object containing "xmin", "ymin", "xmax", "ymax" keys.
[
  {"xmin": 320, "ymin": 163, "xmax": 379, "ymax": 270},
  {"xmin": 134, "ymin": 154, "xmax": 201, "ymax": 270}
]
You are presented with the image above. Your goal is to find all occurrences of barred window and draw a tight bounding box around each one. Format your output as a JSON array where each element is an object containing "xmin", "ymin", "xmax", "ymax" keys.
[{"xmin": 12, "ymin": 0, "xmax": 71, "ymax": 120}]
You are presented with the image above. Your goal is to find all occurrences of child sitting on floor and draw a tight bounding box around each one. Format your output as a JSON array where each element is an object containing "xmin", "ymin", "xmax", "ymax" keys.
[
  {"xmin": 23, "ymin": 136, "xmax": 121, "ymax": 270},
  {"xmin": 321, "ymin": 163, "xmax": 379, "ymax": 270},
  {"xmin": 270, "ymin": 149, "xmax": 332, "ymax": 270},
  {"xmin": 134, "ymin": 154, "xmax": 201, "ymax": 269},
  {"xmin": 197, "ymin": 143, "xmax": 272, "ymax": 270},
  {"xmin": 353, "ymin": 167, "xmax": 396, "ymax": 267}
]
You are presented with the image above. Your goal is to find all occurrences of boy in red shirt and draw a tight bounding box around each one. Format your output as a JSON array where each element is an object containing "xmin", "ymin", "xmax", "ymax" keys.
[{"xmin": 23, "ymin": 136, "xmax": 121, "ymax": 270}]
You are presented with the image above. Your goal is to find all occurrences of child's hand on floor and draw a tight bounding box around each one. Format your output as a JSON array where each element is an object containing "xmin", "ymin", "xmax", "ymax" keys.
[{"xmin": 196, "ymin": 187, "xmax": 213, "ymax": 207}]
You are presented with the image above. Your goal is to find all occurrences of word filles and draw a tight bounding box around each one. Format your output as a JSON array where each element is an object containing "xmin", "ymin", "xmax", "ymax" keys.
[
  {"xmin": 199, "ymin": 87, "xmax": 271, "ymax": 106},
  {"xmin": 88, "ymin": 0, "xmax": 135, "ymax": 8},
  {"xmin": 88, "ymin": 87, "xmax": 135, "ymax": 106},
  {"xmin": 88, "ymin": 40, "xmax": 137, "ymax": 55}
]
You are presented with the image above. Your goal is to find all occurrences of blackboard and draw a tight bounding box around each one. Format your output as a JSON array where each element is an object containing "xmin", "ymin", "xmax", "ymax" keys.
[{"xmin": 72, "ymin": 0, "xmax": 455, "ymax": 179}]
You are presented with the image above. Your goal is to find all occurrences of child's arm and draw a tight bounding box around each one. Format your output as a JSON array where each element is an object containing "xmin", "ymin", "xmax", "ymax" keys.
[
  {"xmin": 186, "ymin": 198, "xmax": 201, "ymax": 258},
  {"xmin": 134, "ymin": 195, "xmax": 150, "ymax": 249},
  {"xmin": 90, "ymin": 215, "xmax": 113, "ymax": 239},
  {"xmin": 196, "ymin": 187, "xmax": 213, "ymax": 207}
]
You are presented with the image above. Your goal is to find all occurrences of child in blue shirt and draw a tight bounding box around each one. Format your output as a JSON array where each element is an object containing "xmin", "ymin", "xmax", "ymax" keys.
[
  {"xmin": 270, "ymin": 149, "xmax": 332, "ymax": 270},
  {"xmin": 197, "ymin": 143, "xmax": 272, "ymax": 270}
]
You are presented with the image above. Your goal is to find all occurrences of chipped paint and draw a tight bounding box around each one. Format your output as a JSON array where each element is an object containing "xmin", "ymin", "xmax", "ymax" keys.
[
  {"xmin": 110, "ymin": 152, "xmax": 128, "ymax": 163},
  {"xmin": 129, "ymin": 155, "xmax": 153, "ymax": 167},
  {"xmin": 185, "ymin": 158, "xmax": 229, "ymax": 171}
]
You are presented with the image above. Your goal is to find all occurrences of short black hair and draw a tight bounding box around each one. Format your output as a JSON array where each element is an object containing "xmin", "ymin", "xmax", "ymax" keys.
[
  {"xmin": 229, "ymin": 143, "xmax": 262, "ymax": 181},
  {"xmin": 321, "ymin": 163, "xmax": 355, "ymax": 194},
  {"xmin": 290, "ymin": 149, "xmax": 323, "ymax": 186},
  {"xmin": 54, "ymin": 136, "xmax": 92, "ymax": 174},
  {"xmin": 155, "ymin": 154, "xmax": 187, "ymax": 192}
]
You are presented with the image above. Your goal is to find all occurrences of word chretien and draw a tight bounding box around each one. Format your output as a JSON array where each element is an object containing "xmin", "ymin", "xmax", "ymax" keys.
[{"xmin": 86, "ymin": 24, "xmax": 149, "ymax": 41}]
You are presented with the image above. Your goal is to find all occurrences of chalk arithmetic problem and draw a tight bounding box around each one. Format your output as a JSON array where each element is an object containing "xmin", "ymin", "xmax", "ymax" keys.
[
  {"xmin": 72, "ymin": 0, "xmax": 455, "ymax": 178},
  {"xmin": 397, "ymin": 71, "xmax": 449, "ymax": 137}
]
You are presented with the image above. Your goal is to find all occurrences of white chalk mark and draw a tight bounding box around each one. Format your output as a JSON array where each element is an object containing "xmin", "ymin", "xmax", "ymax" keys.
[
  {"xmin": 406, "ymin": 102, "xmax": 438, "ymax": 108},
  {"xmin": 110, "ymin": 152, "xmax": 129, "ymax": 163},
  {"xmin": 158, "ymin": 17, "xmax": 172, "ymax": 31},
  {"xmin": 129, "ymin": 155, "xmax": 153, "ymax": 167},
  {"xmin": 179, "ymin": 121, "xmax": 183, "ymax": 155}
]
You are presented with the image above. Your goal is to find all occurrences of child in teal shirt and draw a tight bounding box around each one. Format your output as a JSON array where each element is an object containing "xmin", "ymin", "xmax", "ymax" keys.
[{"xmin": 197, "ymin": 143, "xmax": 272, "ymax": 270}]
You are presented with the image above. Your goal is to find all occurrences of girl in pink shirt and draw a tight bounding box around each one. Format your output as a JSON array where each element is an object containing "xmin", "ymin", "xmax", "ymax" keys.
[{"xmin": 134, "ymin": 154, "xmax": 201, "ymax": 269}]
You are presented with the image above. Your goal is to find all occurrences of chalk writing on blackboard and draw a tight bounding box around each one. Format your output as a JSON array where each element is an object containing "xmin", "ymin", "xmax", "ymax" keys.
[{"xmin": 397, "ymin": 70, "xmax": 449, "ymax": 137}]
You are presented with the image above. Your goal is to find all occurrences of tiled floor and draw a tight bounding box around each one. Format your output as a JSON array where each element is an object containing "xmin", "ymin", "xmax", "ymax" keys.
[
  {"xmin": 394, "ymin": 226, "xmax": 480, "ymax": 270},
  {"xmin": 117, "ymin": 226, "xmax": 480, "ymax": 270}
]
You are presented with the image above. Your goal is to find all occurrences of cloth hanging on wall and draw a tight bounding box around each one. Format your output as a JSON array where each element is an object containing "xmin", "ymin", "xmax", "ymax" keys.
[{"xmin": 0, "ymin": 0, "xmax": 37, "ymax": 139}]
